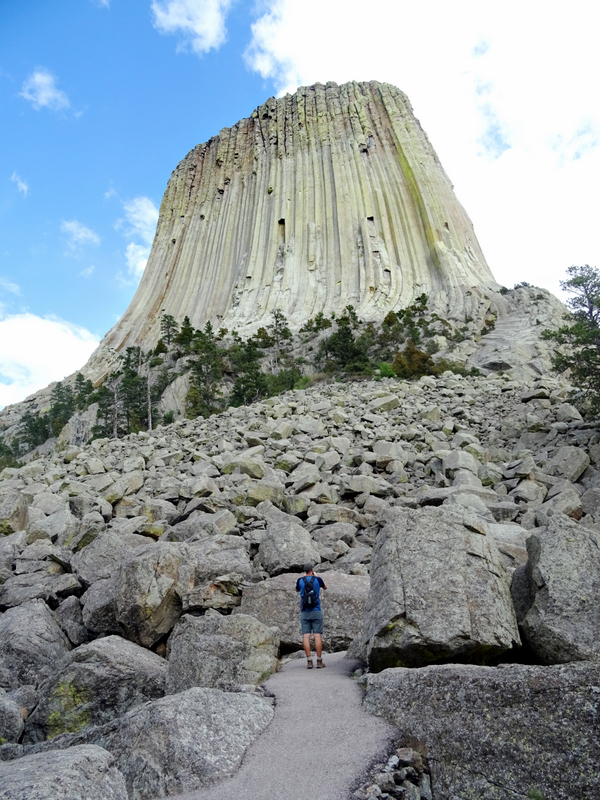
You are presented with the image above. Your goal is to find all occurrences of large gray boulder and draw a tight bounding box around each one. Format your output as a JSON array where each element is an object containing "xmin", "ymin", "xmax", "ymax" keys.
[
  {"xmin": 106, "ymin": 688, "xmax": 273, "ymax": 798},
  {"xmin": 0, "ymin": 689, "xmax": 24, "ymax": 743},
  {"xmin": 25, "ymin": 636, "xmax": 167, "ymax": 742},
  {"xmin": 0, "ymin": 491, "xmax": 28, "ymax": 535},
  {"xmin": 364, "ymin": 661, "xmax": 600, "ymax": 800},
  {"xmin": 547, "ymin": 445, "xmax": 590, "ymax": 482},
  {"xmin": 0, "ymin": 570, "xmax": 81, "ymax": 609},
  {"xmin": 166, "ymin": 611, "xmax": 279, "ymax": 693},
  {"xmin": 80, "ymin": 578, "xmax": 120, "ymax": 636},
  {"xmin": 364, "ymin": 507, "xmax": 520, "ymax": 670},
  {"xmin": 36, "ymin": 688, "xmax": 273, "ymax": 799},
  {"xmin": 257, "ymin": 519, "xmax": 320, "ymax": 576},
  {"xmin": 237, "ymin": 571, "xmax": 369, "ymax": 651},
  {"xmin": 520, "ymin": 516, "xmax": 600, "ymax": 663},
  {"xmin": 114, "ymin": 542, "xmax": 193, "ymax": 647},
  {"xmin": 71, "ymin": 531, "xmax": 149, "ymax": 586},
  {"xmin": 0, "ymin": 744, "xmax": 127, "ymax": 800},
  {"xmin": 0, "ymin": 600, "xmax": 71, "ymax": 688}
]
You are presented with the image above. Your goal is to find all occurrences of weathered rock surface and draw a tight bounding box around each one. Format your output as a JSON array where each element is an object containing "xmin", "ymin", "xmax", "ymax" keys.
[
  {"xmin": 363, "ymin": 506, "xmax": 520, "ymax": 670},
  {"xmin": 0, "ymin": 744, "xmax": 128, "ymax": 800},
  {"xmin": 519, "ymin": 515, "xmax": 600, "ymax": 663},
  {"xmin": 25, "ymin": 636, "xmax": 167, "ymax": 742},
  {"xmin": 0, "ymin": 600, "xmax": 71, "ymax": 688},
  {"xmin": 166, "ymin": 611, "xmax": 279, "ymax": 692},
  {"xmin": 237, "ymin": 571, "xmax": 369, "ymax": 651},
  {"xmin": 0, "ymin": 689, "xmax": 24, "ymax": 743},
  {"xmin": 94, "ymin": 81, "xmax": 495, "ymax": 360},
  {"xmin": 364, "ymin": 662, "xmax": 600, "ymax": 800}
]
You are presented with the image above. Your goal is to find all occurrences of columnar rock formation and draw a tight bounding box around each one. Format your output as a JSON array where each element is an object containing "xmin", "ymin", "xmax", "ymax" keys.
[{"xmin": 101, "ymin": 80, "xmax": 496, "ymax": 354}]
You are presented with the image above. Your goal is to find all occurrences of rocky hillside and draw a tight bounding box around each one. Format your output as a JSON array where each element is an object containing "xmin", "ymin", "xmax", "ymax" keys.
[{"xmin": 1, "ymin": 363, "xmax": 599, "ymax": 798}]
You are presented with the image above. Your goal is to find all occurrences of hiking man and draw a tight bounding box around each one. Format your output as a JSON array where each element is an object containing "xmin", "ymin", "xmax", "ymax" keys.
[{"xmin": 296, "ymin": 563, "xmax": 327, "ymax": 669}]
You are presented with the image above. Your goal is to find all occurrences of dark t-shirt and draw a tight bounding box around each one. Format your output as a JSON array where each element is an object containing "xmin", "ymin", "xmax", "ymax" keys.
[{"xmin": 296, "ymin": 575, "xmax": 326, "ymax": 611}]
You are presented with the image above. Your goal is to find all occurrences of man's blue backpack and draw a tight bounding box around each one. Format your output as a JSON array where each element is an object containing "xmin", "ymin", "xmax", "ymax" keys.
[{"xmin": 301, "ymin": 576, "xmax": 317, "ymax": 610}]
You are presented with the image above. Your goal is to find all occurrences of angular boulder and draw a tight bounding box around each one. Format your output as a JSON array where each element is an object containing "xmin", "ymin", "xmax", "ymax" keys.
[
  {"xmin": 237, "ymin": 571, "xmax": 369, "ymax": 651},
  {"xmin": 0, "ymin": 491, "xmax": 28, "ymax": 535},
  {"xmin": 71, "ymin": 531, "xmax": 149, "ymax": 586},
  {"xmin": 364, "ymin": 507, "xmax": 520, "ymax": 670},
  {"xmin": 166, "ymin": 611, "xmax": 279, "ymax": 692},
  {"xmin": 25, "ymin": 636, "xmax": 167, "ymax": 742},
  {"xmin": 364, "ymin": 661, "xmax": 600, "ymax": 800},
  {"xmin": 0, "ymin": 600, "xmax": 71, "ymax": 688},
  {"xmin": 114, "ymin": 542, "xmax": 193, "ymax": 648},
  {"xmin": 257, "ymin": 519, "xmax": 320, "ymax": 576},
  {"xmin": 520, "ymin": 516, "xmax": 600, "ymax": 663},
  {"xmin": 0, "ymin": 744, "xmax": 127, "ymax": 800},
  {"xmin": 0, "ymin": 689, "xmax": 24, "ymax": 743}
]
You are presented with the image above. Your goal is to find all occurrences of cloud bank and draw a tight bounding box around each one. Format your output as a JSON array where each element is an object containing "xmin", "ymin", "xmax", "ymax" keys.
[{"xmin": 0, "ymin": 314, "xmax": 100, "ymax": 409}]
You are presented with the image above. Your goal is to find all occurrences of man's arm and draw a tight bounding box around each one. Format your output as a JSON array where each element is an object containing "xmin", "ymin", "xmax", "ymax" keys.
[{"xmin": 318, "ymin": 576, "xmax": 327, "ymax": 590}]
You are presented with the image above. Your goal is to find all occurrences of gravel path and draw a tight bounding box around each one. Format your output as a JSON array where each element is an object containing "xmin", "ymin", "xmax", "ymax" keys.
[{"xmin": 173, "ymin": 651, "xmax": 397, "ymax": 800}]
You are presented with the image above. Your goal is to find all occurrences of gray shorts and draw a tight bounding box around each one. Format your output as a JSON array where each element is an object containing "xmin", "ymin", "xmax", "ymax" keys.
[{"xmin": 300, "ymin": 609, "xmax": 323, "ymax": 635}]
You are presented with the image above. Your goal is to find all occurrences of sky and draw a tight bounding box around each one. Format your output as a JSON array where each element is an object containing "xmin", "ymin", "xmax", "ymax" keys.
[{"xmin": 1, "ymin": 0, "xmax": 598, "ymax": 408}]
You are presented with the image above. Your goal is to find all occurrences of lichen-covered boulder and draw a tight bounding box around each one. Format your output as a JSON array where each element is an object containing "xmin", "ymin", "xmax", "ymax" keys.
[
  {"xmin": 166, "ymin": 611, "xmax": 279, "ymax": 692},
  {"xmin": 71, "ymin": 531, "xmax": 149, "ymax": 586},
  {"xmin": 364, "ymin": 506, "xmax": 520, "ymax": 670},
  {"xmin": 25, "ymin": 636, "xmax": 167, "ymax": 742},
  {"xmin": 0, "ymin": 744, "xmax": 128, "ymax": 800},
  {"xmin": 0, "ymin": 600, "xmax": 71, "ymax": 688},
  {"xmin": 519, "ymin": 515, "xmax": 600, "ymax": 663},
  {"xmin": 364, "ymin": 661, "xmax": 600, "ymax": 800}
]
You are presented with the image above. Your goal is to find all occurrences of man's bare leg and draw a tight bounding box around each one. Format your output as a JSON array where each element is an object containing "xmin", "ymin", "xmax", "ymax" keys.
[
  {"xmin": 314, "ymin": 634, "xmax": 323, "ymax": 658},
  {"xmin": 303, "ymin": 633, "xmax": 312, "ymax": 657}
]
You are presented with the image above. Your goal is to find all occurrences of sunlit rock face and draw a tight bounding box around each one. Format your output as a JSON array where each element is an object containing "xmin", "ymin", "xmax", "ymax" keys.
[{"xmin": 101, "ymin": 80, "xmax": 497, "ymax": 353}]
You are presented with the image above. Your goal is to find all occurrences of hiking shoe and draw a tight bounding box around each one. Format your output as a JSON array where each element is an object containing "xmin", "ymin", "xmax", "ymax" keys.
[
  {"xmin": 307, "ymin": 658, "xmax": 314, "ymax": 669},
  {"xmin": 316, "ymin": 658, "xmax": 326, "ymax": 669}
]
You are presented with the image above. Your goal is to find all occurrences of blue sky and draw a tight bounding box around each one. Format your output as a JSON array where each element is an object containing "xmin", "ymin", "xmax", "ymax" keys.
[{"xmin": 1, "ymin": 0, "xmax": 599, "ymax": 407}]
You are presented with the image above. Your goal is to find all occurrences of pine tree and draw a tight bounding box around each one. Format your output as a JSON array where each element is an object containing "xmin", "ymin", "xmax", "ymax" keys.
[
  {"xmin": 543, "ymin": 265, "xmax": 600, "ymax": 415},
  {"xmin": 160, "ymin": 314, "xmax": 178, "ymax": 346}
]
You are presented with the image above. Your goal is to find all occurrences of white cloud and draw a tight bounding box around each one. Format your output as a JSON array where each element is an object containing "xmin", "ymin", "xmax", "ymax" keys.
[
  {"xmin": 0, "ymin": 278, "xmax": 20, "ymax": 296},
  {"xmin": 0, "ymin": 314, "xmax": 100, "ymax": 409},
  {"xmin": 10, "ymin": 172, "xmax": 29, "ymax": 197},
  {"xmin": 124, "ymin": 243, "xmax": 151, "ymax": 281},
  {"xmin": 151, "ymin": 0, "xmax": 236, "ymax": 54},
  {"xmin": 79, "ymin": 265, "xmax": 95, "ymax": 278},
  {"xmin": 243, "ymin": 0, "xmax": 600, "ymax": 298},
  {"xmin": 20, "ymin": 68, "xmax": 70, "ymax": 111},
  {"xmin": 116, "ymin": 196, "xmax": 159, "ymax": 283},
  {"xmin": 61, "ymin": 220, "xmax": 101, "ymax": 250},
  {"xmin": 122, "ymin": 196, "xmax": 159, "ymax": 245},
  {"xmin": 90, "ymin": 0, "xmax": 110, "ymax": 7}
]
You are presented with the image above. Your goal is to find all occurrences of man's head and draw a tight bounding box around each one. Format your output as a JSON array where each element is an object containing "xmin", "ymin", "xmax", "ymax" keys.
[{"xmin": 304, "ymin": 562, "xmax": 314, "ymax": 575}]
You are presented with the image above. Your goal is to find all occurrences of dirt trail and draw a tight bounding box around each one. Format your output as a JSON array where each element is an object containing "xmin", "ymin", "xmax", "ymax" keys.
[{"xmin": 173, "ymin": 652, "xmax": 397, "ymax": 800}]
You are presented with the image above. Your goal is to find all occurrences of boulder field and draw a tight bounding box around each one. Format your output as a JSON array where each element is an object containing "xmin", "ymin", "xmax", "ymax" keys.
[{"xmin": 1, "ymin": 370, "xmax": 599, "ymax": 798}]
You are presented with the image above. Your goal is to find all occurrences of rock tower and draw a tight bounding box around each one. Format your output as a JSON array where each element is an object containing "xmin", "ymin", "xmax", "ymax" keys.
[{"xmin": 101, "ymin": 80, "xmax": 496, "ymax": 353}]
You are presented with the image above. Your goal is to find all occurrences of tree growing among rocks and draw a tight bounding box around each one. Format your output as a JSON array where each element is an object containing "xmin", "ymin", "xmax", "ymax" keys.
[{"xmin": 543, "ymin": 264, "xmax": 600, "ymax": 415}]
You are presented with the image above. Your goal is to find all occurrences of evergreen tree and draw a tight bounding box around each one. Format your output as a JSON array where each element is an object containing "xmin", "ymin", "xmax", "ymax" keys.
[
  {"xmin": 48, "ymin": 381, "xmax": 75, "ymax": 436},
  {"xmin": 543, "ymin": 265, "xmax": 600, "ymax": 415},
  {"xmin": 186, "ymin": 322, "xmax": 224, "ymax": 417},
  {"xmin": 160, "ymin": 314, "xmax": 178, "ymax": 346},
  {"xmin": 74, "ymin": 372, "xmax": 94, "ymax": 411},
  {"xmin": 231, "ymin": 340, "xmax": 268, "ymax": 406},
  {"xmin": 173, "ymin": 315, "xmax": 195, "ymax": 354}
]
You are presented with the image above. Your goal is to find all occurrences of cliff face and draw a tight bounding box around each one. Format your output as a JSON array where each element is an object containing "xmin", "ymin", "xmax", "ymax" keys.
[{"xmin": 101, "ymin": 80, "xmax": 496, "ymax": 353}]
